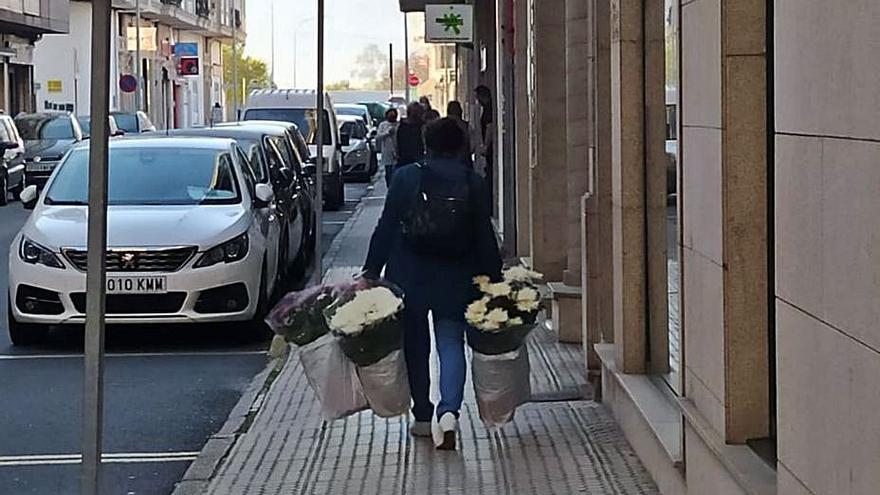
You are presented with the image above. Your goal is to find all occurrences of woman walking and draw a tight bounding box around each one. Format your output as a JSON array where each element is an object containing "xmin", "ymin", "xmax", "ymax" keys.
[
  {"xmin": 363, "ymin": 118, "xmax": 502, "ymax": 450},
  {"xmin": 376, "ymin": 107, "xmax": 399, "ymax": 186},
  {"xmin": 394, "ymin": 102, "xmax": 426, "ymax": 174}
]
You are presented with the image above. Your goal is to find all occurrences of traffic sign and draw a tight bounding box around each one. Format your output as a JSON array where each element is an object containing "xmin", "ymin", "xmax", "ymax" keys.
[
  {"xmin": 119, "ymin": 74, "xmax": 137, "ymax": 93},
  {"xmin": 408, "ymin": 73, "xmax": 421, "ymax": 87}
]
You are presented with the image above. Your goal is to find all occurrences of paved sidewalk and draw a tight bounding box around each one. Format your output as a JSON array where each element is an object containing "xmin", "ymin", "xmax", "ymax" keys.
[{"xmin": 178, "ymin": 178, "xmax": 660, "ymax": 495}]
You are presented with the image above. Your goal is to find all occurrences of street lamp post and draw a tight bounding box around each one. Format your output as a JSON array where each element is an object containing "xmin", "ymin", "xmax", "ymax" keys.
[
  {"xmin": 314, "ymin": 0, "xmax": 324, "ymax": 280},
  {"xmin": 81, "ymin": 0, "xmax": 112, "ymax": 493},
  {"xmin": 231, "ymin": 2, "xmax": 239, "ymax": 119},
  {"xmin": 135, "ymin": 0, "xmax": 141, "ymax": 110}
]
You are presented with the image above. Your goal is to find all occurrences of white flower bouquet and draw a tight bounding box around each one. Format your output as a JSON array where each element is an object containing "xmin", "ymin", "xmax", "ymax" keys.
[
  {"xmin": 464, "ymin": 266, "xmax": 544, "ymax": 355},
  {"xmin": 325, "ymin": 279, "xmax": 406, "ymax": 367}
]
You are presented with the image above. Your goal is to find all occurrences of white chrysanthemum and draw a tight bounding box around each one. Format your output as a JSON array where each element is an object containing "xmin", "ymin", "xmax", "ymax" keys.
[
  {"xmin": 329, "ymin": 287, "xmax": 403, "ymax": 335},
  {"xmin": 516, "ymin": 299, "xmax": 541, "ymax": 312},
  {"xmin": 472, "ymin": 275, "xmax": 491, "ymax": 291},
  {"xmin": 485, "ymin": 308, "xmax": 509, "ymax": 325},
  {"xmin": 515, "ymin": 287, "xmax": 539, "ymax": 303},
  {"xmin": 465, "ymin": 298, "xmax": 488, "ymax": 324},
  {"xmin": 503, "ymin": 266, "xmax": 544, "ymax": 283},
  {"xmin": 509, "ymin": 317, "xmax": 524, "ymax": 326},
  {"xmin": 479, "ymin": 320, "xmax": 501, "ymax": 332},
  {"xmin": 485, "ymin": 282, "xmax": 512, "ymax": 297}
]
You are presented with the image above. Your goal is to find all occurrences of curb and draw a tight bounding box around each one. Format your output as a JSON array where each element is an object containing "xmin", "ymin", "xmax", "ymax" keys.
[
  {"xmin": 170, "ymin": 346, "xmax": 289, "ymax": 495},
  {"xmin": 171, "ymin": 177, "xmax": 383, "ymax": 495}
]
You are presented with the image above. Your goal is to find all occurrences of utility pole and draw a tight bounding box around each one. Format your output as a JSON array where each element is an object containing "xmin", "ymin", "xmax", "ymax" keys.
[
  {"xmin": 81, "ymin": 0, "xmax": 111, "ymax": 492},
  {"xmin": 135, "ymin": 0, "xmax": 141, "ymax": 110},
  {"xmin": 403, "ymin": 13, "xmax": 410, "ymax": 102},
  {"xmin": 231, "ymin": 2, "xmax": 239, "ymax": 119},
  {"xmin": 389, "ymin": 43, "xmax": 393, "ymax": 96},
  {"xmin": 314, "ymin": 0, "xmax": 324, "ymax": 280}
]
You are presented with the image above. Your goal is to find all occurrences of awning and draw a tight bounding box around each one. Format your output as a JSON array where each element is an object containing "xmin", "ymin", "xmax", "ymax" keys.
[{"xmin": 399, "ymin": 0, "xmax": 463, "ymax": 13}]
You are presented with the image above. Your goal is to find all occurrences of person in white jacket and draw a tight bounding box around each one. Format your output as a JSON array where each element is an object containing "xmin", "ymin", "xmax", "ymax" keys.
[{"xmin": 376, "ymin": 107, "xmax": 399, "ymax": 186}]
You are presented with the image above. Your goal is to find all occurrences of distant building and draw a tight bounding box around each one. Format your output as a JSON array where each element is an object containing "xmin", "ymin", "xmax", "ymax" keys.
[{"xmin": 0, "ymin": 0, "xmax": 70, "ymax": 115}]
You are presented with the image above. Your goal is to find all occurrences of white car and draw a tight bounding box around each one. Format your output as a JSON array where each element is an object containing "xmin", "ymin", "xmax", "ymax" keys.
[
  {"xmin": 337, "ymin": 115, "xmax": 377, "ymax": 181},
  {"xmin": 8, "ymin": 137, "xmax": 281, "ymax": 345}
]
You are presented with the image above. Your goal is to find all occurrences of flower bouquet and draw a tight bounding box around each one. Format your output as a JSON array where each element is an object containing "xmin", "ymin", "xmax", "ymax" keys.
[
  {"xmin": 465, "ymin": 266, "xmax": 544, "ymax": 355},
  {"xmin": 326, "ymin": 279, "xmax": 411, "ymax": 417},
  {"xmin": 326, "ymin": 280, "xmax": 405, "ymax": 367},
  {"xmin": 466, "ymin": 265, "xmax": 543, "ymax": 427},
  {"xmin": 265, "ymin": 284, "xmax": 337, "ymax": 346}
]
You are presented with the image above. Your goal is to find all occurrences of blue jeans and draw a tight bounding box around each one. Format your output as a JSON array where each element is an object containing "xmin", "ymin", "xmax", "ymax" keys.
[{"xmin": 403, "ymin": 305, "xmax": 467, "ymax": 421}]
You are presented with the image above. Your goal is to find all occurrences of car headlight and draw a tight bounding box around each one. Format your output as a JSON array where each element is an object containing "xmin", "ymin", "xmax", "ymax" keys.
[
  {"xmin": 194, "ymin": 233, "xmax": 249, "ymax": 268},
  {"xmin": 20, "ymin": 238, "xmax": 65, "ymax": 269}
]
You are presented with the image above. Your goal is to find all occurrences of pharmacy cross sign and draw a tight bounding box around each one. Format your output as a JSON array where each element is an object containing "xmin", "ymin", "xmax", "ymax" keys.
[
  {"xmin": 436, "ymin": 12, "xmax": 464, "ymax": 35},
  {"xmin": 425, "ymin": 5, "xmax": 474, "ymax": 43}
]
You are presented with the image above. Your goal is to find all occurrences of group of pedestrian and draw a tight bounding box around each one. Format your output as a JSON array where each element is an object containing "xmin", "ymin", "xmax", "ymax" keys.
[
  {"xmin": 363, "ymin": 86, "xmax": 500, "ymax": 451},
  {"xmin": 375, "ymin": 87, "xmax": 493, "ymax": 189}
]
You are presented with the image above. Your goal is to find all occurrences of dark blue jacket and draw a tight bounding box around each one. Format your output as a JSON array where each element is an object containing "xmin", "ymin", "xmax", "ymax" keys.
[{"xmin": 363, "ymin": 158, "xmax": 502, "ymax": 318}]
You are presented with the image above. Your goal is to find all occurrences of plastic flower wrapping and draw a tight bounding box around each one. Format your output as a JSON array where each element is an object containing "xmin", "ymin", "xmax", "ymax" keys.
[
  {"xmin": 266, "ymin": 283, "xmax": 344, "ymax": 346},
  {"xmin": 464, "ymin": 265, "xmax": 544, "ymax": 355}
]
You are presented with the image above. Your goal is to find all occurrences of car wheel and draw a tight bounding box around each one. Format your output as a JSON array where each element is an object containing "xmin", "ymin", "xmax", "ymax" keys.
[
  {"xmin": 7, "ymin": 299, "xmax": 48, "ymax": 346},
  {"xmin": 0, "ymin": 174, "xmax": 8, "ymax": 206},
  {"xmin": 249, "ymin": 261, "xmax": 273, "ymax": 340}
]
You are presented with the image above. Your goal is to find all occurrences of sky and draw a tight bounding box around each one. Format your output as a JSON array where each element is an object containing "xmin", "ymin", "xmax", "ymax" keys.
[{"xmin": 244, "ymin": 0, "xmax": 408, "ymax": 89}]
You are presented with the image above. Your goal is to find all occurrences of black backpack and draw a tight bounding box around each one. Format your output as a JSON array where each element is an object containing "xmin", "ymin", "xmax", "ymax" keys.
[{"xmin": 401, "ymin": 164, "xmax": 476, "ymax": 257}]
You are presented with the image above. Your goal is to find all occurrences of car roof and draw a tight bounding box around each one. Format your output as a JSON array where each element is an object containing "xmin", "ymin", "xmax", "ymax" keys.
[
  {"xmin": 335, "ymin": 103, "xmax": 368, "ymax": 110},
  {"xmin": 70, "ymin": 136, "xmax": 236, "ymax": 150},
  {"xmin": 337, "ymin": 115, "xmax": 364, "ymax": 123},
  {"xmin": 216, "ymin": 121, "xmax": 297, "ymax": 135},
  {"xmin": 168, "ymin": 126, "xmax": 273, "ymax": 140},
  {"xmin": 15, "ymin": 112, "xmax": 70, "ymax": 119},
  {"xmin": 246, "ymin": 89, "xmax": 334, "ymax": 109}
]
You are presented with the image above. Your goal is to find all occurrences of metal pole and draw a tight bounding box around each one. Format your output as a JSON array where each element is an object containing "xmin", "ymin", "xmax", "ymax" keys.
[
  {"xmin": 135, "ymin": 0, "xmax": 141, "ymax": 110},
  {"xmin": 314, "ymin": 0, "xmax": 324, "ymax": 281},
  {"xmin": 81, "ymin": 0, "xmax": 112, "ymax": 492},
  {"xmin": 389, "ymin": 43, "xmax": 393, "ymax": 96},
  {"xmin": 270, "ymin": 0, "xmax": 275, "ymax": 85},
  {"xmin": 232, "ymin": 3, "xmax": 238, "ymax": 118},
  {"xmin": 403, "ymin": 13, "xmax": 410, "ymax": 102}
]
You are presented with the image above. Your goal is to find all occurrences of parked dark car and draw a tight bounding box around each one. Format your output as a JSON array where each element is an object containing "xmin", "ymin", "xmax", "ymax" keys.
[
  {"xmin": 77, "ymin": 115, "xmax": 126, "ymax": 138},
  {"xmin": 109, "ymin": 110, "xmax": 156, "ymax": 134},
  {"xmin": 169, "ymin": 124, "xmax": 315, "ymax": 281},
  {"xmin": 359, "ymin": 101, "xmax": 391, "ymax": 127},
  {"xmin": 0, "ymin": 113, "xmax": 25, "ymax": 205},
  {"xmin": 14, "ymin": 112, "xmax": 85, "ymax": 189}
]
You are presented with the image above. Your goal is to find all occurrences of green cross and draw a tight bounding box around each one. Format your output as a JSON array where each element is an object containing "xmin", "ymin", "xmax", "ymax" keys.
[{"xmin": 436, "ymin": 12, "xmax": 464, "ymax": 35}]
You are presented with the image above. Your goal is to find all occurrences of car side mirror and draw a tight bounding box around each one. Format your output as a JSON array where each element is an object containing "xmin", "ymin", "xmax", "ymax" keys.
[
  {"xmin": 339, "ymin": 132, "xmax": 351, "ymax": 147},
  {"xmin": 302, "ymin": 163, "xmax": 317, "ymax": 177},
  {"xmin": 370, "ymin": 129, "xmax": 377, "ymax": 139},
  {"xmin": 254, "ymin": 183, "xmax": 275, "ymax": 208},
  {"xmin": 20, "ymin": 185, "xmax": 38, "ymax": 210},
  {"xmin": 114, "ymin": 130, "xmax": 126, "ymax": 137},
  {"xmin": 279, "ymin": 167, "xmax": 294, "ymax": 183}
]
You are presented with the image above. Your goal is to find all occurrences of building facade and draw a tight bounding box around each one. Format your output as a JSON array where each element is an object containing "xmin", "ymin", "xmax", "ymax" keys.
[
  {"xmin": 0, "ymin": 0, "xmax": 69, "ymax": 115},
  {"xmin": 401, "ymin": 0, "xmax": 879, "ymax": 494},
  {"xmin": 32, "ymin": 0, "xmax": 243, "ymax": 128}
]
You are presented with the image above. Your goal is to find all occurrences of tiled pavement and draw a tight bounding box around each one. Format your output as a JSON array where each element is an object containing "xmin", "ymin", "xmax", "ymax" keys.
[{"xmin": 191, "ymin": 177, "xmax": 661, "ymax": 495}]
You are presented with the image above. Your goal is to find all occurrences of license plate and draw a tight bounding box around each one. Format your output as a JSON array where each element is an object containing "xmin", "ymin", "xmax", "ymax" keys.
[
  {"xmin": 106, "ymin": 276, "xmax": 167, "ymax": 294},
  {"xmin": 26, "ymin": 162, "xmax": 56, "ymax": 173}
]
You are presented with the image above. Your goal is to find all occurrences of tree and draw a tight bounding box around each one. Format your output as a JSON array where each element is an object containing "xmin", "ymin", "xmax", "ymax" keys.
[{"xmin": 222, "ymin": 44, "xmax": 273, "ymax": 105}]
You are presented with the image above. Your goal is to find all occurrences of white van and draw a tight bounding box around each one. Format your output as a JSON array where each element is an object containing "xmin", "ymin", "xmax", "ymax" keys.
[{"xmin": 242, "ymin": 89, "xmax": 346, "ymax": 210}]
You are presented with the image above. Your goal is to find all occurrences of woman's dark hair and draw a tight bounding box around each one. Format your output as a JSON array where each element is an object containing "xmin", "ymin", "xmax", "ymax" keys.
[
  {"xmin": 425, "ymin": 118, "xmax": 465, "ymax": 157},
  {"xmin": 446, "ymin": 101, "xmax": 464, "ymax": 118},
  {"xmin": 385, "ymin": 107, "xmax": 398, "ymax": 119}
]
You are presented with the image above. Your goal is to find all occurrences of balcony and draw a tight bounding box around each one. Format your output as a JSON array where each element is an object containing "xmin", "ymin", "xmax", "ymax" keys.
[{"xmin": 195, "ymin": 0, "xmax": 211, "ymax": 18}]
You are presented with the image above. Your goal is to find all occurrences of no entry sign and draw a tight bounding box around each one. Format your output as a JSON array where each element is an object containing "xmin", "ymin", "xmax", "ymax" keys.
[{"xmin": 408, "ymin": 73, "xmax": 421, "ymax": 87}]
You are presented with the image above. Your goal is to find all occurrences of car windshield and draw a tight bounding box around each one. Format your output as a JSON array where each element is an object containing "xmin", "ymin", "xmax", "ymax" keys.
[
  {"xmin": 16, "ymin": 116, "xmax": 74, "ymax": 140},
  {"xmin": 242, "ymin": 108, "xmax": 331, "ymax": 146},
  {"xmin": 77, "ymin": 117, "xmax": 91, "ymax": 136},
  {"xmin": 45, "ymin": 147, "xmax": 240, "ymax": 206},
  {"xmin": 113, "ymin": 113, "xmax": 138, "ymax": 133},
  {"xmin": 336, "ymin": 107, "xmax": 364, "ymax": 118},
  {"xmin": 339, "ymin": 121, "xmax": 366, "ymax": 140}
]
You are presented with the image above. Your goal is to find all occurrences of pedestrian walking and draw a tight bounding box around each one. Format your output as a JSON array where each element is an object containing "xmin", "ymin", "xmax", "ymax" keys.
[
  {"xmin": 363, "ymin": 117, "xmax": 503, "ymax": 450},
  {"xmin": 210, "ymin": 102, "xmax": 224, "ymax": 126},
  {"xmin": 395, "ymin": 102, "xmax": 426, "ymax": 173},
  {"xmin": 376, "ymin": 107, "xmax": 399, "ymax": 186},
  {"xmin": 475, "ymin": 85, "xmax": 494, "ymax": 210},
  {"xmin": 446, "ymin": 100, "xmax": 475, "ymax": 167},
  {"xmin": 420, "ymin": 96, "xmax": 441, "ymax": 122}
]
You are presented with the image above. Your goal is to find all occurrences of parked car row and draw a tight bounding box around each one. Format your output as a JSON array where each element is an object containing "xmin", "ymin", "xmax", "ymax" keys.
[{"xmin": 6, "ymin": 118, "xmax": 318, "ymax": 346}]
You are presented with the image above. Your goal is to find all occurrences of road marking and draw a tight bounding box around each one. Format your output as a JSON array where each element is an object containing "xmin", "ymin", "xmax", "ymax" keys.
[
  {"xmin": 0, "ymin": 451, "xmax": 199, "ymax": 467},
  {"xmin": 0, "ymin": 350, "xmax": 267, "ymax": 361}
]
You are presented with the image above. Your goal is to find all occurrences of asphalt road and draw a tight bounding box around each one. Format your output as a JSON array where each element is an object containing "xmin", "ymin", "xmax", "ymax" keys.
[{"xmin": 0, "ymin": 181, "xmax": 372, "ymax": 495}]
